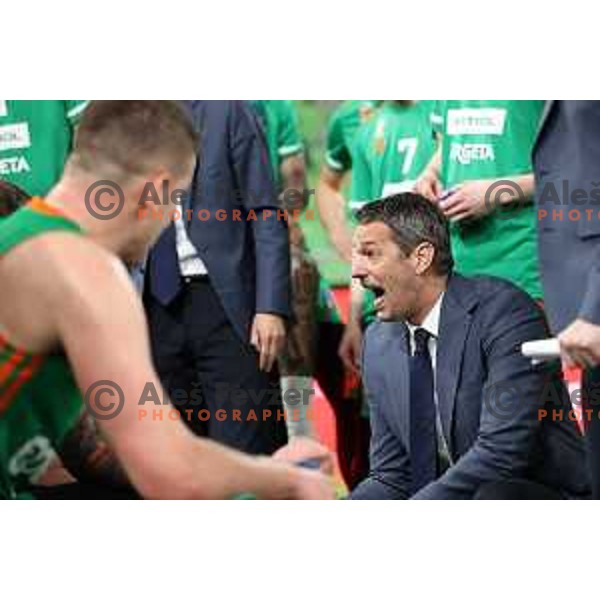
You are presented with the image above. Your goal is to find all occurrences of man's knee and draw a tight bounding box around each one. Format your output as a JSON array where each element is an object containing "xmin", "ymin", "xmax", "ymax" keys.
[{"xmin": 474, "ymin": 479, "xmax": 564, "ymax": 500}]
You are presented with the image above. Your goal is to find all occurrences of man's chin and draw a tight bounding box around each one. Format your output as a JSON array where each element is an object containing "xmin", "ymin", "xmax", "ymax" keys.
[
  {"xmin": 377, "ymin": 310, "xmax": 397, "ymax": 322},
  {"xmin": 376, "ymin": 304, "xmax": 406, "ymax": 322}
]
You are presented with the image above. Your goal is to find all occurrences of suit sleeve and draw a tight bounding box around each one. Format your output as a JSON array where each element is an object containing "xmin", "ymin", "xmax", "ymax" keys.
[
  {"xmin": 350, "ymin": 329, "xmax": 412, "ymax": 500},
  {"xmin": 228, "ymin": 101, "xmax": 291, "ymax": 320},
  {"xmin": 413, "ymin": 287, "xmax": 550, "ymax": 500},
  {"xmin": 578, "ymin": 266, "xmax": 600, "ymax": 325}
]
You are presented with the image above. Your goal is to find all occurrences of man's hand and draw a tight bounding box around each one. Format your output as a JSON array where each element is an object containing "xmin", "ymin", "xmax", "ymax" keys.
[
  {"xmin": 274, "ymin": 437, "xmax": 335, "ymax": 499},
  {"xmin": 251, "ymin": 313, "xmax": 286, "ymax": 372},
  {"xmin": 273, "ymin": 436, "xmax": 334, "ymax": 476},
  {"xmin": 339, "ymin": 319, "xmax": 362, "ymax": 374},
  {"xmin": 558, "ymin": 318, "xmax": 600, "ymax": 368},
  {"xmin": 439, "ymin": 179, "xmax": 496, "ymax": 222}
]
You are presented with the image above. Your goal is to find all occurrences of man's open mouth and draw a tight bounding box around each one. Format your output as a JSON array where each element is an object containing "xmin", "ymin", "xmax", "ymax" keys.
[{"xmin": 370, "ymin": 285, "xmax": 385, "ymax": 312}]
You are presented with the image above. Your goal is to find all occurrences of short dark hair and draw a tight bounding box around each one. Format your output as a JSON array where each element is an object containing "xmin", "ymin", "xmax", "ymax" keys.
[
  {"xmin": 0, "ymin": 180, "xmax": 29, "ymax": 217},
  {"xmin": 356, "ymin": 192, "xmax": 454, "ymax": 276},
  {"xmin": 71, "ymin": 101, "xmax": 197, "ymax": 179}
]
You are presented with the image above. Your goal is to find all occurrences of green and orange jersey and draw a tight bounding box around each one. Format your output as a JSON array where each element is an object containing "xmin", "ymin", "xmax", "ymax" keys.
[
  {"xmin": 0, "ymin": 198, "xmax": 84, "ymax": 499},
  {"xmin": 0, "ymin": 101, "xmax": 88, "ymax": 197}
]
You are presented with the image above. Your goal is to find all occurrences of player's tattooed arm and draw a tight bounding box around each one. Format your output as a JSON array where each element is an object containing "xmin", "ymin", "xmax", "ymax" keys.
[
  {"xmin": 280, "ymin": 249, "xmax": 319, "ymax": 376},
  {"xmin": 59, "ymin": 411, "xmax": 133, "ymax": 491}
]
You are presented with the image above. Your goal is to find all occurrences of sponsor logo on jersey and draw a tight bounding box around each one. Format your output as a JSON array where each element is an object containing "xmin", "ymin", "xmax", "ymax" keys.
[
  {"xmin": 446, "ymin": 108, "xmax": 507, "ymax": 136},
  {"xmin": 0, "ymin": 101, "xmax": 7, "ymax": 117},
  {"xmin": 0, "ymin": 156, "xmax": 30, "ymax": 175},
  {"xmin": 8, "ymin": 436, "xmax": 58, "ymax": 484},
  {"xmin": 449, "ymin": 142, "xmax": 495, "ymax": 165},
  {"xmin": 0, "ymin": 122, "xmax": 31, "ymax": 152}
]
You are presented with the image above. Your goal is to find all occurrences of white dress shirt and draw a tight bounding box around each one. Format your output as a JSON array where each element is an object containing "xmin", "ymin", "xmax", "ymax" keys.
[{"xmin": 174, "ymin": 215, "xmax": 208, "ymax": 276}]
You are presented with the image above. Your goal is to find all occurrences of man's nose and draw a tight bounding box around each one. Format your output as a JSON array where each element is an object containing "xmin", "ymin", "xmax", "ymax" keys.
[{"xmin": 352, "ymin": 253, "xmax": 368, "ymax": 279}]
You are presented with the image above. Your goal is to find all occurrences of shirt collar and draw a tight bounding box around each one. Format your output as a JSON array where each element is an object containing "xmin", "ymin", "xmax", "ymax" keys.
[{"xmin": 407, "ymin": 291, "xmax": 445, "ymax": 340}]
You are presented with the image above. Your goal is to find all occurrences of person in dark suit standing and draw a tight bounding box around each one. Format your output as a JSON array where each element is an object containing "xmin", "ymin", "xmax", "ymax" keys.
[
  {"xmin": 349, "ymin": 193, "xmax": 589, "ymax": 500},
  {"xmin": 533, "ymin": 101, "xmax": 600, "ymax": 497},
  {"xmin": 144, "ymin": 101, "xmax": 291, "ymax": 455}
]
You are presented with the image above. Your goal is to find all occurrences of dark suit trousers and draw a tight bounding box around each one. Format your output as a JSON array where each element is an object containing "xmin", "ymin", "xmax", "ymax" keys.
[
  {"xmin": 583, "ymin": 367, "xmax": 600, "ymax": 498},
  {"xmin": 145, "ymin": 278, "xmax": 288, "ymax": 455},
  {"xmin": 474, "ymin": 480, "xmax": 566, "ymax": 500}
]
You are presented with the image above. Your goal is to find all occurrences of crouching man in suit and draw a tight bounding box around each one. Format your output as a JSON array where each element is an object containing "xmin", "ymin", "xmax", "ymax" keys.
[{"xmin": 350, "ymin": 193, "xmax": 590, "ymax": 500}]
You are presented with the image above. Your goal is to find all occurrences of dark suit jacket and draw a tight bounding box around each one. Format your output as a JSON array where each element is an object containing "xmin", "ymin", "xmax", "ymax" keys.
[
  {"xmin": 533, "ymin": 100, "xmax": 600, "ymax": 332},
  {"xmin": 167, "ymin": 100, "xmax": 291, "ymax": 342},
  {"xmin": 351, "ymin": 274, "xmax": 590, "ymax": 500}
]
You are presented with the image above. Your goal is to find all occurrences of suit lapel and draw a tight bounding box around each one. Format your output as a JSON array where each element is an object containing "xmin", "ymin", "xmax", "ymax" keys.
[
  {"xmin": 435, "ymin": 276, "xmax": 476, "ymax": 451},
  {"xmin": 394, "ymin": 323, "xmax": 411, "ymax": 446},
  {"xmin": 532, "ymin": 100, "xmax": 556, "ymax": 155}
]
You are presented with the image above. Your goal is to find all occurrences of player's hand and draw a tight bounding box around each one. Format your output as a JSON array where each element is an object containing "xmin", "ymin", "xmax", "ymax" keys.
[
  {"xmin": 414, "ymin": 169, "xmax": 442, "ymax": 202},
  {"xmin": 439, "ymin": 180, "xmax": 495, "ymax": 222},
  {"xmin": 339, "ymin": 319, "xmax": 362, "ymax": 374},
  {"xmin": 273, "ymin": 436, "xmax": 334, "ymax": 476},
  {"xmin": 558, "ymin": 318, "xmax": 600, "ymax": 368},
  {"xmin": 251, "ymin": 313, "xmax": 286, "ymax": 372}
]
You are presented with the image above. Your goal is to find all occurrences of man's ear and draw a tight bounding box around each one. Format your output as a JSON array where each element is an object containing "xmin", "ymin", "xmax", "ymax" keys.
[{"xmin": 413, "ymin": 242, "xmax": 436, "ymax": 275}]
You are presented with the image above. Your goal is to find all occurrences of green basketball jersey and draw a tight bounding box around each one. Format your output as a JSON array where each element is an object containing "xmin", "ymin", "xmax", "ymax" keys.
[
  {"xmin": 351, "ymin": 101, "xmax": 437, "ymax": 210},
  {"xmin": 0, "ymin": 198, "xmax": 84, "ymax": 499},
  {"xmin": 0, "ymin": 100, "xmax": 88, "ymax": 197},
  {"xmin": 433, "ymin": 100, "xmax": 544, "ymax": 299},
  {"xmin": 324, "ymin": 101, "xmax": 380, "ymax": 174}
]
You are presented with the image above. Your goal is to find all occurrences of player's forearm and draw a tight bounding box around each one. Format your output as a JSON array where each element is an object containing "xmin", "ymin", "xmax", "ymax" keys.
[
  {"xmin": 422, "ymin": 145, "xmax": 442, "ymax": 180},
  {"xmin": 94, "ymin": 383, "xmax": 300, "ymax": 500},
  {"xmin": 494, "ymin": 173, "xmax": 535, "ymax": 205},
  {"xmin": 132, "ymin": 433, "xmax": 298, "ymax": 500},
  {"xmin": 280, "ymin": 155, "xmax": 308, "ymax": 210},
  {"xmin": 280, "ymin": 254, "xmax": 319, "ymax": 376},
  {"xmin": 316, "ymin": 175, "xmax": 353, "ymax": 262}
]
